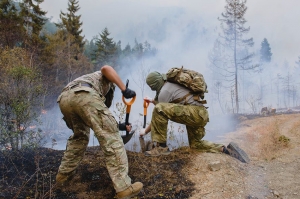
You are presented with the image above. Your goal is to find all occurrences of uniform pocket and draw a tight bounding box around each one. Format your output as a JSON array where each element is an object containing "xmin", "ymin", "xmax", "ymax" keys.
[
  {"xmin": 173, "ymin": 104, "xmax": 191, "ymax": 117},
  {"xmin": 73, "ymin": 87, "xmax": 91, "ymax": 93},
  {"xmin": 197, "ymin": 106, "xmax": 209, "ymax": 123},
  {"xmin": 99, "ymin": 109, "xmax": 118, "ymax": 133},
  {"xmin": 106, "ymin": 141, "xmax": 127, "ymax": 166}
]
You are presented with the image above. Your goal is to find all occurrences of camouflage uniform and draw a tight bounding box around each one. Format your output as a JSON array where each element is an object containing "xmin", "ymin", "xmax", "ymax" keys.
[
  {"xmin": 146, "ymin": 71, "xmax": 223, "ymax": 153},
  {"xmin": 151, "ymin": 102, "xmax": 223, "ymax": 153},
  {"xmin": 56, "ymin": 71, "xmax": 131, "ymax": 192}
]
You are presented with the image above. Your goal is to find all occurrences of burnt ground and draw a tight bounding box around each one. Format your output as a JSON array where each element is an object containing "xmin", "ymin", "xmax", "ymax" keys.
[
  {"xmin": 0, "ymin": 146, "xmax": 194, "ymax": 199},
  {"xmin": 1, "ymin": 112, "xmax": 300, "ymax": 199}
]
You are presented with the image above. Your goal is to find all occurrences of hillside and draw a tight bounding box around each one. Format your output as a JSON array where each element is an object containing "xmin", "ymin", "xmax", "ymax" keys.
[{"xmin": 1, "ymin": 113, "xmax": 300, "ymax": 199}]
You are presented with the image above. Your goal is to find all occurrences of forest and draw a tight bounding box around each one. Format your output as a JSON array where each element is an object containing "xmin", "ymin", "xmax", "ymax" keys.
[{"xmin": 0, "ymin": 0, "xmax": 157, "ymax": 151}]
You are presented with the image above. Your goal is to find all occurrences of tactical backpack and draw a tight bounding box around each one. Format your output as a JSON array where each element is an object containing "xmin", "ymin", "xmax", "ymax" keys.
[{"xmin": 166, "ymin": 66, "xmax": 208, "ymax": 104}]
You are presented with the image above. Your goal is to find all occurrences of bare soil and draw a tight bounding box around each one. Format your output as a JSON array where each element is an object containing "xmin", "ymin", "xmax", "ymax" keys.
[
  {"xmin": 187, "ymin": 113, "xmax": 300, "ymax": 199},
  {"xmin": 1, "ymin": 113, "xmax": 300, "ymax": 199}
]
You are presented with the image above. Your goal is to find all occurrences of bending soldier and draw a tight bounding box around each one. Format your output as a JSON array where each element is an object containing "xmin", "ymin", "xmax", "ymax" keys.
[
  {"xmin": 140, "ymin": 71, "xmax": 249, "ymax": 163},
  {"xmin": 56, "ymin": 65, "xmax": 143, "ymax": 198}
]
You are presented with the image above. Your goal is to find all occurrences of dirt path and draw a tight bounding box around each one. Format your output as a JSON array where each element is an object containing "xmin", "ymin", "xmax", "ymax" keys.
[{"xmin": 185, "ymin": 113, "xmax": 300, "ymax": 199}]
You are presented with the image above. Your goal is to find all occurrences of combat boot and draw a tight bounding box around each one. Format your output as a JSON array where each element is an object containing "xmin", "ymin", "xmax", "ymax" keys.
[
  {"xmin": 116, "ymin": 182, "xmax": 143, "ymax": 199},
  {"xmin": 55, "ymin": 171, "xmax": 75, "ymax": 187},
  {"xmin": 226, "ymin": 142, "xmax": 250, "ymax": 163}
]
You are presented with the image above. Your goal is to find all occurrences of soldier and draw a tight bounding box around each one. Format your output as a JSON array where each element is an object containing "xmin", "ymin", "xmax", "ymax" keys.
[
  {"xmin": 140, "ymin": 71, "xmax": 249, "ymax": 163},
  {"xmin": 56, "ymin": 65, "xmax": 143, "ymax": 199}
]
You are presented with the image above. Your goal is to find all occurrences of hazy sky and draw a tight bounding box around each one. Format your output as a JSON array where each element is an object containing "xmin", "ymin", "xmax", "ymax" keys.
[{"xmin": 41, "ymin": 0, "xmax": 300, "ymax": 66}]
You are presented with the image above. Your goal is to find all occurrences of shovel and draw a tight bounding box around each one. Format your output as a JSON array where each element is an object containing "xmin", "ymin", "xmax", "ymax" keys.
[
  {"xmin": 140, "ymin": 98, "xmax": 150, "ymax": 152},
  {"xmin": 121, "ymin": 80, "xmax": 136, "ymax": 144},
  {"xmin": 143, "ymin": 99, "xmax": 150, "ymax": 128}
]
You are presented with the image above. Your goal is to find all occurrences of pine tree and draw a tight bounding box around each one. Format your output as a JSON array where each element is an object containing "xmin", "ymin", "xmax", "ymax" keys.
[
  {"xmin": 83, "ymin": 38, "xmax": 97, "ymax": 62},
  {"xmin": 94, "ymin": 27, "xmax": 117, "ymax": 68},
  {"xmin": 260, "ymin": 38, "xmax": 272, "ymax": 63},
  {"xmin": 0, "ymin": 0, "xmax": 25, "ymax": 48},
  {"xmin": 19, "ymin": 0, "xmax": 47, "ymax": 47},
  {"xmin": 132, "ymin": 38, "xmax": 144, "ymax": 59},
  {"xmin": 59, "ymin": 0, "xmax": 84, "ymax": 50},
  {"xmin": 215, "ymin": 0, "xmax": 256, "ymax": 113}
]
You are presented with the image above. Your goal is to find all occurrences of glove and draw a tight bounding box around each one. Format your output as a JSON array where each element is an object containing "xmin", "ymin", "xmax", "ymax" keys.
[
  {"xmin": 122, "ymin": 87, "xmax": 136, "ymax": 99},
  {"xmin": 119, "ymin": 122, "xmax": 131, "ymax": 131},
  {"xmin": 139, "ymin": 128, "xmax": 146, "ymax": 137}
]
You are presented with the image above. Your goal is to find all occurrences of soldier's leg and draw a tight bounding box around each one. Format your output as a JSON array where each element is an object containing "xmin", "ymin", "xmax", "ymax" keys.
[
  {"xmin": 186, "ymin": 125, "xmax": 223, "ymax": 153},
  {"xmin": 57, "ymin": 90, "xmax": 90, "ymax": 175},
  {"xmin": 78, "ymin": 94, "xmax": 131, "ymax": 193},
  {"xmin": 151, "ymin": 103, "xmax": 207, "ymax": 143},
  {"xmin": 150, "ymin": 103, "xmax": 170, "ymax": 143},
  {"xmin": 58, "ymin": 117, "xmax": 90, "ymax": 174}
]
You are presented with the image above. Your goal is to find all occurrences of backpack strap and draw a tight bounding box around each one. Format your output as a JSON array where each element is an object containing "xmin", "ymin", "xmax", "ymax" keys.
[
  {"xmin": 170, "ymin": 93, "xmax": 207, "ymax": 105},
  {"xmin": 193, "ymin": 93, "xmax": 207, "ymax": 104},
  {"xmin": 170, "ymin": 93, "xmax": 191, "ymax": 104}
]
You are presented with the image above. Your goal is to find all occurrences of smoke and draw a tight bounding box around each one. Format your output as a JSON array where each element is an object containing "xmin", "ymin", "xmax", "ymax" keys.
[{"xmin": 39, "ymin": 0, "xmax": 300, "ymax": 151}]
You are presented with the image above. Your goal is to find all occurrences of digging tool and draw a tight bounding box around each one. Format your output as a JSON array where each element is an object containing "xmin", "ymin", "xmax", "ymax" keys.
[
  {"xmin": 121, "ymin": 80, "xmax": 136, "ymax": 144},
  {"xmin": 143, "ymin": 99, "xmax": 150, "ymax": 128},
  {"xmin": 139, "ymin": 98, "xmax": 150, "ymax": 152}
]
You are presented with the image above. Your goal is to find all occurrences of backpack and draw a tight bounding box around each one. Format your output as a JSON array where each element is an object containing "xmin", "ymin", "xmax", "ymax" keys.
[{"xmin": 166, "ymin": 66, "xmax": 208, "ymax": 104}]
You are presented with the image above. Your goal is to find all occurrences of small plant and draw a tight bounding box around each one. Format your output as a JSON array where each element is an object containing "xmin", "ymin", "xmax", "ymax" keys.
[{"xmin": 255, "ymin": 119, "xmax": 290, "ymax": 161}]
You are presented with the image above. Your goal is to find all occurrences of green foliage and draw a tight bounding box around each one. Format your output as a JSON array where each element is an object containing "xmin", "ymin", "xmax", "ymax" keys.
[
  {"xmin": 19, "ymin": 0, "xmax": 47, "ymax": 47},
  {"xmin": 0, "ymin": 0, "xmax": 25, "ymax": 47},
  {"xmin": 94, "ymin": 27, "xmax": 117, "ymax": 68},
  {"xmin": 42, "ymin": 18, "xmax": 58, "ymax": 35},
  {"xmin": 91, "ymin": 28, "xmax": 157, "ymax": 71},
  {"xmin": 43, "ymin": 30, "xmax": 93, "ymax": 84},
  {"xmin": 59, "ymin": 0, "xmax": 84, "ymax": 50},
  {"xmin": 0, "ymin": 47, "xmax": 45, "ymax": 150}
]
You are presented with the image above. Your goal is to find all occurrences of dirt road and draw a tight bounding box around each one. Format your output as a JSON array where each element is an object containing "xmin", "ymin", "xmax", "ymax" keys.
[{"xmin": 186, "ymin": 113, "xmax": 300, "ymax": 199}]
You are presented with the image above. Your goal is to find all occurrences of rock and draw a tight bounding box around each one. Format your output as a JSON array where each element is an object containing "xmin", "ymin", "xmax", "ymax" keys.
[
  {"xmin": 273, "ymin": 190, "xmax": 280, "ymax": 197},
  {"xmin": 208, "ymin": 161, "xmax": 221, "ymax": 171}
]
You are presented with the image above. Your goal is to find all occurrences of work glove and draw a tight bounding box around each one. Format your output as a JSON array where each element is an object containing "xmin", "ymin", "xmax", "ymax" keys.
[
  {"xmin": 122, "ymin": 87, "xmax": 136, "ymax": 99},
  {"xmin": 139, "ymin": 128, "xmax": 146, "ymax": 137},
  {"xmin": 119, "ymin": 122, "xmax": 132, "ymax": 131}
]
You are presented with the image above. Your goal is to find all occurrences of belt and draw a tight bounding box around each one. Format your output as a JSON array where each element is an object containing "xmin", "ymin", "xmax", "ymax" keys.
[{"xmin": 62, "ymin": 82, "xmax": 93, "ymax": 92}]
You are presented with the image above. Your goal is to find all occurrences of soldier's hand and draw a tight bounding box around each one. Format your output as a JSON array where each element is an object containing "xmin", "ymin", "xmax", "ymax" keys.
[
  {"xmin": 139, "ymin": 128, "xmax": 146, "ymax": 137},
  {"xmin": 122, "ymin": 87, "xmax": 136, "ymax": 99},
  {"xmin": 144, "ymin": 97, "xmax": 153, "ymax": 104},
  {"xmin": 119, "ymin": 122, "xmax": 132, "ymax": 131},
  {"xmin": 125, "ymin": 124, "xmax": 132, "ymax": 132}
]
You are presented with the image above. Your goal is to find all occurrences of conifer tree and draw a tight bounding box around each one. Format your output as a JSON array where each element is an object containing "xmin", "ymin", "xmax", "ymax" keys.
[
  {"xmin": 260, "ymin": 38, "xmax": 272, "ymax": 63},
  {"xmin": 213, "ymin": 0, "xmax": 256, "ymax": 113},
  {"xmin": 59, "ymin": 0, "xmax": 84, "ymax": 50},
  {"xmin": 19, "ymin": 0, "xmax": 47, "ymax": 47},
  {"xmin": 94, "ymin": 27, "xmax": 117, "ymax": 68},
  {"xmin": 0, "ymin": 0, "xmax": 25, "ymax": 48}
]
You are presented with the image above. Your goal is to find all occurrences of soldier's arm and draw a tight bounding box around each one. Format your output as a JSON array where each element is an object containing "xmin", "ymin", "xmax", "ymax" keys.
[{"xmin": 101, "ymin": 65, "xmax": 126, "ymax": 92}]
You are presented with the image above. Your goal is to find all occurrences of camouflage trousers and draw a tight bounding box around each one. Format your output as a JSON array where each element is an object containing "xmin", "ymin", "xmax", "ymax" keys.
[
  {"xmin": 57, "ymin": 86, "xmax": 131, "ymax": 192},
  {"xmin": 151, "ymin": 103, "xmax": 223, "ymax": 153}
]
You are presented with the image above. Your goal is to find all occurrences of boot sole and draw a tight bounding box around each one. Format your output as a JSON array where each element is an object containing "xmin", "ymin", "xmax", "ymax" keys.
[{"xmin": 227, "ymin": 142, "xmax": 250, "ymax": 163}]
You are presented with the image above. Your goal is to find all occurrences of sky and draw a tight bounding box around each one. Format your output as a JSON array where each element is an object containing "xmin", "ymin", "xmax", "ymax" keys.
[{"xmin": 39, "ymin": 0, "xmax": 300, "ymax": 149}]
